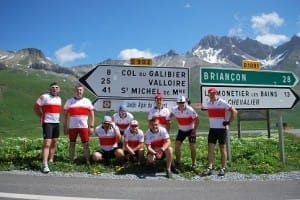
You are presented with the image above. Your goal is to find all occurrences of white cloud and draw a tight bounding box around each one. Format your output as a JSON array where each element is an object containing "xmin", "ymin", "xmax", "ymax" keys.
[
  {"xmin": 55, "ymin": 44, "xmax": 86, "ymax": 65},
  {"xmin": 118, "ymin": 48, "xmax": 159, "ymax": 60},
  {"xmin": 255, "ymin": 33, "xmax": 289, "ymax": 46},
  {"xmin": 250, "ymin": 12, "xmax": 288, "ymax": 46},
  {"xmin": 251, "ymin": 12, "xmax": 284, "ymax": 34}
]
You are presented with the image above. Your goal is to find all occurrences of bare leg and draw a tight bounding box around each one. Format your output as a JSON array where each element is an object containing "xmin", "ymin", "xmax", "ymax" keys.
[
  {"xmin": 207, "ymin": 143, "xmax": 215, "ymax": 168},
  {"xmin": 165, "ymin": 147, "xmax": 173, "ymax": 171},
  {"xmin": 189, "ymin": 143, "xmax": 196, "ymax": 165},
  {"xmin": 48, "ymin": 138, "xmax": 58, "ymax": 162},
  {"xmin": 42, "ymin": 139, "xmax": 51, "ymax": 166},
  {"xmin": 175, "ymin": 140, "xmax": 181, "ymax": 163},
  {"xmin": 219, "ymin": 144, "xmax": 227, "ymax": 168},
  {"xmin": 69, "ymin": 141, "xmax": 76, "ymax": 162},
  {"xmin": 82, "ymin": 142, "xmax": 90, "ymax": 164}
]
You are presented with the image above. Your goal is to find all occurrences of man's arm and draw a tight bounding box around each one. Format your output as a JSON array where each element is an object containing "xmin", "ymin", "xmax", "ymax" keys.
[
  {"xmin": 63, "ymin": 110, "xmax": 69, "ymax": 135},
  {"xmin": 33, "ymin": 103, "xmax": 42, "ymax": 118},
  {"xmin": 229, "ymin": 106, "xmax": 238, "ymax": 123},
  {"xmin": 146, "ymin": 144, "xmax": 156, "ymax": 155}
]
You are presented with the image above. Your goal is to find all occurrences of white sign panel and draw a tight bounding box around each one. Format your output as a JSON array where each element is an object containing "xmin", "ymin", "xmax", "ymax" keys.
[
  {"xmin": 79, "ymin": 65, "xmax": 189, "ymax": 99},
  {"xmin": 201, "ymin": 86, "xmax": 299, "ymax": 109},
  {"xmin": 93, "ymin": 98, "xmax": 178, "ymax": 112}
]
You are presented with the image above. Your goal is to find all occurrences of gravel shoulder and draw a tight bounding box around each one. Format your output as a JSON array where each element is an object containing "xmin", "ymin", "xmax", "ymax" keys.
[{"xmin": 1, "ymin": 170, "xmax": 300, "ymax": 182}]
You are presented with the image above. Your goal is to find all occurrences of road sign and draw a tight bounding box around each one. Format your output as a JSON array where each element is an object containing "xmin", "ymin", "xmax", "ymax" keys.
[
  {"xmin": 130, "ymin": 58, "xmax": 153, "ymax": 66},
  {"xmin": 242, "ymin": 60, "xmax": 260, "ymax": 70},
  {"xmin": 200, "ymin": 67, "xmax": 299, "ymax": 87},
  {"xmin": 79, "ymin": 65, "xmax": 189, "ymax": 99},
  {"xmin": 201, "ymin": 86, "xmax": 299, "ymax": 109},
  {"xmin": 93, "ymin": 98, "xmax": 178, "ymax": 112}
]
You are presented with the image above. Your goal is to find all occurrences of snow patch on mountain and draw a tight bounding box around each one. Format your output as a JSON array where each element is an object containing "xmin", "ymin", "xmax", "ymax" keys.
[
  {"xmin": 260, "ymin": 52, "xmax": 286, "ymax": 68},
  {"xmin": 192, "ymin": 47, "xmax": 227, "ymax": 64}
]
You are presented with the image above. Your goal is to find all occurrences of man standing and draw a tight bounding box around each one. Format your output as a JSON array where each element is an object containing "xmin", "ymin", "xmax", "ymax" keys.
[
  {"xmin": 34, "ymin": 82, "xmax": 62, "ymax": 173},
  {"xmin": 148, "ymin": 94, "xmax": 171, "ymax": 132},
  {"xmin": 63, "ymin": 84, "xmax": 94, "ymax": 165},
  {"xmin": 170, "ymin": 95, "xmax": 199, "ymax": 169},
  {"xmin": 112, "ymin": 104, "xmax": 134, "ymax": 148},
  {"xmin": 201, "ymin": 87, "xmax": 237, "ymax": 176}
]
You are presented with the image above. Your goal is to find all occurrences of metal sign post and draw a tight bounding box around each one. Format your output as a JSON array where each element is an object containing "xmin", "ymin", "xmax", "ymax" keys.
[{"xmin": 277, "ymin": 111, "xmax": 286, "ymax": 164}]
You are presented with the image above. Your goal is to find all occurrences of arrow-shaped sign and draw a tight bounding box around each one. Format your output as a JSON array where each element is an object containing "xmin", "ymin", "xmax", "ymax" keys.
[
  {"xmin": 79, "ymin": 65, "xmax": 189, "ymax": 99},
  {"xmin": 201, "ymin": 86, "xmax": 299, "ymax": 109},
  {"xmin": 200, "ymin": 67, "xmax": 299, "ymax": 87}
]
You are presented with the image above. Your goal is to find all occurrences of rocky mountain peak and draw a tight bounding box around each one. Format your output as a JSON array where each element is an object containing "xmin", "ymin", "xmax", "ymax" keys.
[{"xmin": 16, "ymin": 48, "xmax": 45, "ymax": 58}]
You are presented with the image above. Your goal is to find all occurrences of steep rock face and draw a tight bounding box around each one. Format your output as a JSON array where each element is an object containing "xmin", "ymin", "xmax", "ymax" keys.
[
  {"xmin": 273, "ymin": 36, "xmax": 300, "ymax": 68},
  {"xmin": 16, "ymin": 48, "xmax": 45, "ymax": 58},
  {"xmin": 0, "ymin": 48, "xmax": 53, "ymax": 68}
]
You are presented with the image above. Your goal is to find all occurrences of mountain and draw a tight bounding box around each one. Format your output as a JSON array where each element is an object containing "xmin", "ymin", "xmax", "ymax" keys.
[
  {"xmin": 1, "ymin": 35, "xmax": 300, "ymax": 78},
  {"xmin": 0, "ymin": 48, "xmax": 77, "ymax": 77},
  {"xmin": 0, "ymin": 48, "xmax": 53, "ymax": 68}
]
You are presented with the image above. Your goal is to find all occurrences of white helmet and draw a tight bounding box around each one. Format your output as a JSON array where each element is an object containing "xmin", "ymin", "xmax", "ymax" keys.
[{"xmin": 177, "ymin": 95, "xmax": 186, "ymax": 103}]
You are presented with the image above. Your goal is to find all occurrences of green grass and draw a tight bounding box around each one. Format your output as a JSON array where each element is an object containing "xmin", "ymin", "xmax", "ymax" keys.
[{"xmin": 0, "ymin": 133, "xmax": 299, "ymax": 178}]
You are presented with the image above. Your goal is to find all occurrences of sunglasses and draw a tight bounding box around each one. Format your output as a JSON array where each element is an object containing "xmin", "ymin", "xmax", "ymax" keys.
[{"xmin": 130, "ymin": 125, "xmax": 138, "ymax": 128}]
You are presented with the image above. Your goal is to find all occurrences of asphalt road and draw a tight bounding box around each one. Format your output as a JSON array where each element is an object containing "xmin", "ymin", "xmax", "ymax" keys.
[{"xmin": 0, "ymin": 173, "xmax": 299, "ymax": 200}]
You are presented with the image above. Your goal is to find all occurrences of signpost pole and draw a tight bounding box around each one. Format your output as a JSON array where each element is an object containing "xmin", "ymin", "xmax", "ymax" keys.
[
  {"xmin": 226, "ymin": 128, "xmax": 231, "ymax": 163},
  {"xmin": 277, "ymin": 111, "xmax": 286, "ymax": 164}
]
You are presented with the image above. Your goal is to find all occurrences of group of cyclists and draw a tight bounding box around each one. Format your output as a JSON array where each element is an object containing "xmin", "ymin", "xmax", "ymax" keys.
[{"xmin": 34, "ymin": 82, "xmax": 237, "ymax": 178}]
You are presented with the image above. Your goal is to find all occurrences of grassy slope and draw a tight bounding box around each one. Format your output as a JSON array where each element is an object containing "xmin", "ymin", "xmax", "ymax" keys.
[{"xmin": 0, "ymin": 67, "xmax": 299, "ymax": 138}]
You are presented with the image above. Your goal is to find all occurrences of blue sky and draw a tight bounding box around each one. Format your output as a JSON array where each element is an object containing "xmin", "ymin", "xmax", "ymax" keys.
[{"xmin": 1, "ymin": 0, "xmax": 299, "ymax": 67}]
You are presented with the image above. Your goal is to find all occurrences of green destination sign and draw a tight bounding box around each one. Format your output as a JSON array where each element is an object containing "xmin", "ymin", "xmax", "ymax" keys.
[{"xmin": 200, "ymin": 67, "xmax": 299, "ymax": 87}]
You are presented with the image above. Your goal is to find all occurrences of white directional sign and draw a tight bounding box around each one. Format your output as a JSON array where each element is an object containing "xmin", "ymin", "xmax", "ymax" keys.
[
  {"xmin": 201, "ymin": 86, "xmax": 299, "ymax": 109},
  {"xmin": 93, "ymin": 98, "xmax": 178, "ymax": 112},
  {"xmin": 79, "ymin": 65, "xmax": 189, "ymax": 100}
]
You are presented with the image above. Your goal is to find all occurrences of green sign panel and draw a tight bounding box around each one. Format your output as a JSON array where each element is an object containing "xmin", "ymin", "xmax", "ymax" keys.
[{"xmin": 200, "ymin": 67, "xmax": 299, "ymax": 87}]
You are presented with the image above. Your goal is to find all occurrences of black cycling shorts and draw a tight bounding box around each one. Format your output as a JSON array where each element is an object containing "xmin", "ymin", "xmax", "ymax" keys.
[
  {"xmin": 176, "ymin": 129, "xmax": 196, "ymax": 143},
  {"xmin": 42, "ymin": 123, "xmax": 60, "ymax": 139},
  {"xmin": 208, "ymin": 128, "xmax": 227, "ymax": 145}
]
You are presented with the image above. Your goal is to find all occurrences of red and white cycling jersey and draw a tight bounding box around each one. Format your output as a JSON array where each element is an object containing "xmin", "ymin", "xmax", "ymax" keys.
[
  {"xmin": 148, "ymin": 107, "xmax": 170, "ymax": 128},
  {"xmin": 64, "ymin": 97, "xmax": 94, "ymax": 129},
  {"xmin": 171, "ymin": 105, "xmax": 198, "ymax": 131},
  {"xmin": 124, "ymin": 128, "xmax": 144, "ymax": 149},
  {"xmin": 36, "ymin": 93, "xmax": 61, "ymax": 123},
  {"xmin": 145, "ymin": 127, "xmax": 169, "ymax": 152},
  {"xmin": 202, "ymin": 98, "xmax": 232, "ymax": 128},
  {"xmin": 95, "ymin": 124, "xmax": 120, "ymax": 151},
  {"xmin": 112, "ymin": 112, "xmax": 134, "ymax": 132}
]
